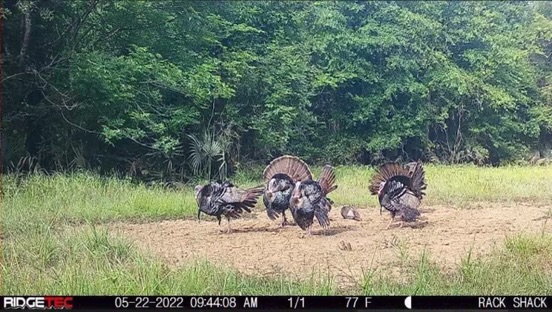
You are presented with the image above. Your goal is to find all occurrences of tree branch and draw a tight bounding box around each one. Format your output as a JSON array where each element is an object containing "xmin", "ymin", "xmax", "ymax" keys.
[
  {"xmin": 18, "ymin": 0, "xmax": 32, "ymax": 68},
  {"xmin": 2, "ymin": 71, "xmax": 30, "ymax": 82}
]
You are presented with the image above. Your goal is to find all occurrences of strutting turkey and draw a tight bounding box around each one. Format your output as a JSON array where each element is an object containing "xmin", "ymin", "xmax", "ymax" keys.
[
  {"xmin": 289, "ymin": 165, "xmax": 338, "ymax": 236},
  {"xmin": 262, "ymin": 155, "xmax": 313, "ymax": 227},
  {"xmin": 368, "ymin": 161, "xmax": 427, "ymax": 229},
  {"xmin": 194, "ymin": 181, "xmax": 264, "ymax": 233}
]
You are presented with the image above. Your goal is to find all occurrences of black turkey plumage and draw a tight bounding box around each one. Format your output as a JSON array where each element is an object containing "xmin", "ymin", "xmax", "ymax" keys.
[
  {"xmin": 289, "ymin": 165, "xmax": 338, "ymax": 236},
  {"xmin": 194, "ymin": 180, "xmax": 264, "ymax": 233},
  {"xmin": 368, "ymin": 161, "xmax": 427, "ymax": 229},
  {"xmin": 263, "ymin": 155, "xmax": 312, "ymax": 227}
]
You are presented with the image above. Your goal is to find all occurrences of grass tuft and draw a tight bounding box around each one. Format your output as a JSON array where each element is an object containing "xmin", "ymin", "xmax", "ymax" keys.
[{"xmin": 361, "ymin": 234, "xmax": 552, "ymax": 295}]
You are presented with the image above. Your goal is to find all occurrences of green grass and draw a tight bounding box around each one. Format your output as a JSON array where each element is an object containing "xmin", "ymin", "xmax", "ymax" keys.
[
  {"xmin": 237, "ymin": 164, "xmax": 552, "ymax": 208},
  {"xmin": 2, "ymin": 165, "xmax": 552, "ymax": 295},
  {"xmin": 2, "ymin": 225, "xmax": 335, "ymax": 295},
  {"xmin": 361, "ymin": 234, "xmax": 552, "ymax": 295},
  {"xmin": 322, "ymin": 164, "xmax": 552, "ymax": 208}
]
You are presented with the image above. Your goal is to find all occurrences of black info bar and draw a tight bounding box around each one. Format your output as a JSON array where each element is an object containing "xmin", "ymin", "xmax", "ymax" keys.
[{"xmin": 1, "ymin": 296, "xmax": 550, "ymax": 310}]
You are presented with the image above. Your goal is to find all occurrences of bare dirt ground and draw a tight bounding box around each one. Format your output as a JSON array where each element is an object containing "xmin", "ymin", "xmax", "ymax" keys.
[{"xmin": 111, "ymin": 203, "xmax": 552, "ymax": 287}]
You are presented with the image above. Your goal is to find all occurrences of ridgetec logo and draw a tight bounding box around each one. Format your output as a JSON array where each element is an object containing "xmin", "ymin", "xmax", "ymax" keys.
[{"xmin": 3, "ymin": 296, "xmax": 73, "ymax": 309}]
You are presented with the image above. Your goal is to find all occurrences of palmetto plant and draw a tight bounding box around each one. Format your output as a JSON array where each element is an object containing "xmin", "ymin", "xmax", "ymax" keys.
[{"xmin": 187, "ymin": 128, "xmax": 233, "ymax": 181}]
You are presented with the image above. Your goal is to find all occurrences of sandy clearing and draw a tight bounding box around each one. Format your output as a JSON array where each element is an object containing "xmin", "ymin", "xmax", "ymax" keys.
[{"xmin": 110, "ymin": 203, "xmax": 552, "ymax": 287}]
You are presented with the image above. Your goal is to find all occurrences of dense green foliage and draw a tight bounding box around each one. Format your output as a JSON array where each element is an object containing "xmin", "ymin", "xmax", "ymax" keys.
[{"xmin": 3, "ymin": 1, "xmax": 552, "ymax": 181}]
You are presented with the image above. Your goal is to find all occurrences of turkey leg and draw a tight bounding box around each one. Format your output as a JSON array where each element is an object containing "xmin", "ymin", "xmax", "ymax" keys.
[
  {"xmin": 300, "ymin": 226, "xmax": 313, "ymax": 238},
  {"xmin": 226, "ymin": 217, "xmax": 232, "ymax": 234},
  {"xmin": 385, "ymin": 216, "xmax": 396, "ymax": 230},
  {"xmin": 280, "ymin": 212, "xmax": 288, "ymax": 227},
  {"xmin": 217, "ymin": 216, "xmax": 224, "ymax": 234}
]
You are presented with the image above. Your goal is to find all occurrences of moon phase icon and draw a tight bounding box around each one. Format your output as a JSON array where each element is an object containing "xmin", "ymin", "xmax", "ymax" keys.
[{"xmin": 404, "ymin": 296, "xmax": 412, "ymax": 309}]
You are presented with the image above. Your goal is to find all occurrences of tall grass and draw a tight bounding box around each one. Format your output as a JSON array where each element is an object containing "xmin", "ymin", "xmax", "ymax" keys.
[
  {"xmin": 2, "ymin": 225, "xmax": 335, "ymax": 295},
  {"xmin": 361, "ymin": 234, "xmax": 552, "ymax": 295},
  {"xmin": 2, "ymin": 165, "xmax": 552, "ymax": 295},
  {"xmin": 2, "ymin": 172, "xmax": 197, "ymax": 236},
  {"xmin": 326, "ymin": 165, "xmax": 552, "ymax": 207},
  {"xmin": 237, "ymin": 164, "xmax": 552, "ymax": 208}
]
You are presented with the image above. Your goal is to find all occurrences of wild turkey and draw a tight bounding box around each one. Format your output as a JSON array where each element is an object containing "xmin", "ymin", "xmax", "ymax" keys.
[
  {"xmin": 263, "ymin": 155, "xmax": 313, "ymax": 227},
  {"xmin": 368, "ymin": 161, "xmax": 427, "ymax": 229},
  {"xmin": 289, "ymin": 165, "xmax": 338, "ymax": 236},
  {"xmin": 341, "ymin": 205, "xmax": 361, "ymax": 221},
  {"xmin": 405, "ymin": 162, "xmax": 419, "ymax": 176},
  {"xmin": 194, "ymin": 181, "xmax": 264, "ymax": 233}
]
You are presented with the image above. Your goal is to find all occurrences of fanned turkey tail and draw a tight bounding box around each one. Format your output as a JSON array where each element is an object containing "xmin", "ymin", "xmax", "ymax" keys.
[
  {"xmin": 318, "ymin": 165, "xmax": 338, "ymax": 195},
  {"xmin": 263, "ymin": 155, "xmax": 312, "ymax": 183},
  {"xmin": 368, "ymin": 162, "xmax": 411, "ymax": 196},
  {"xmin": 407, "ymin": 160, "xmax": 427, "ymax": 199}
]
